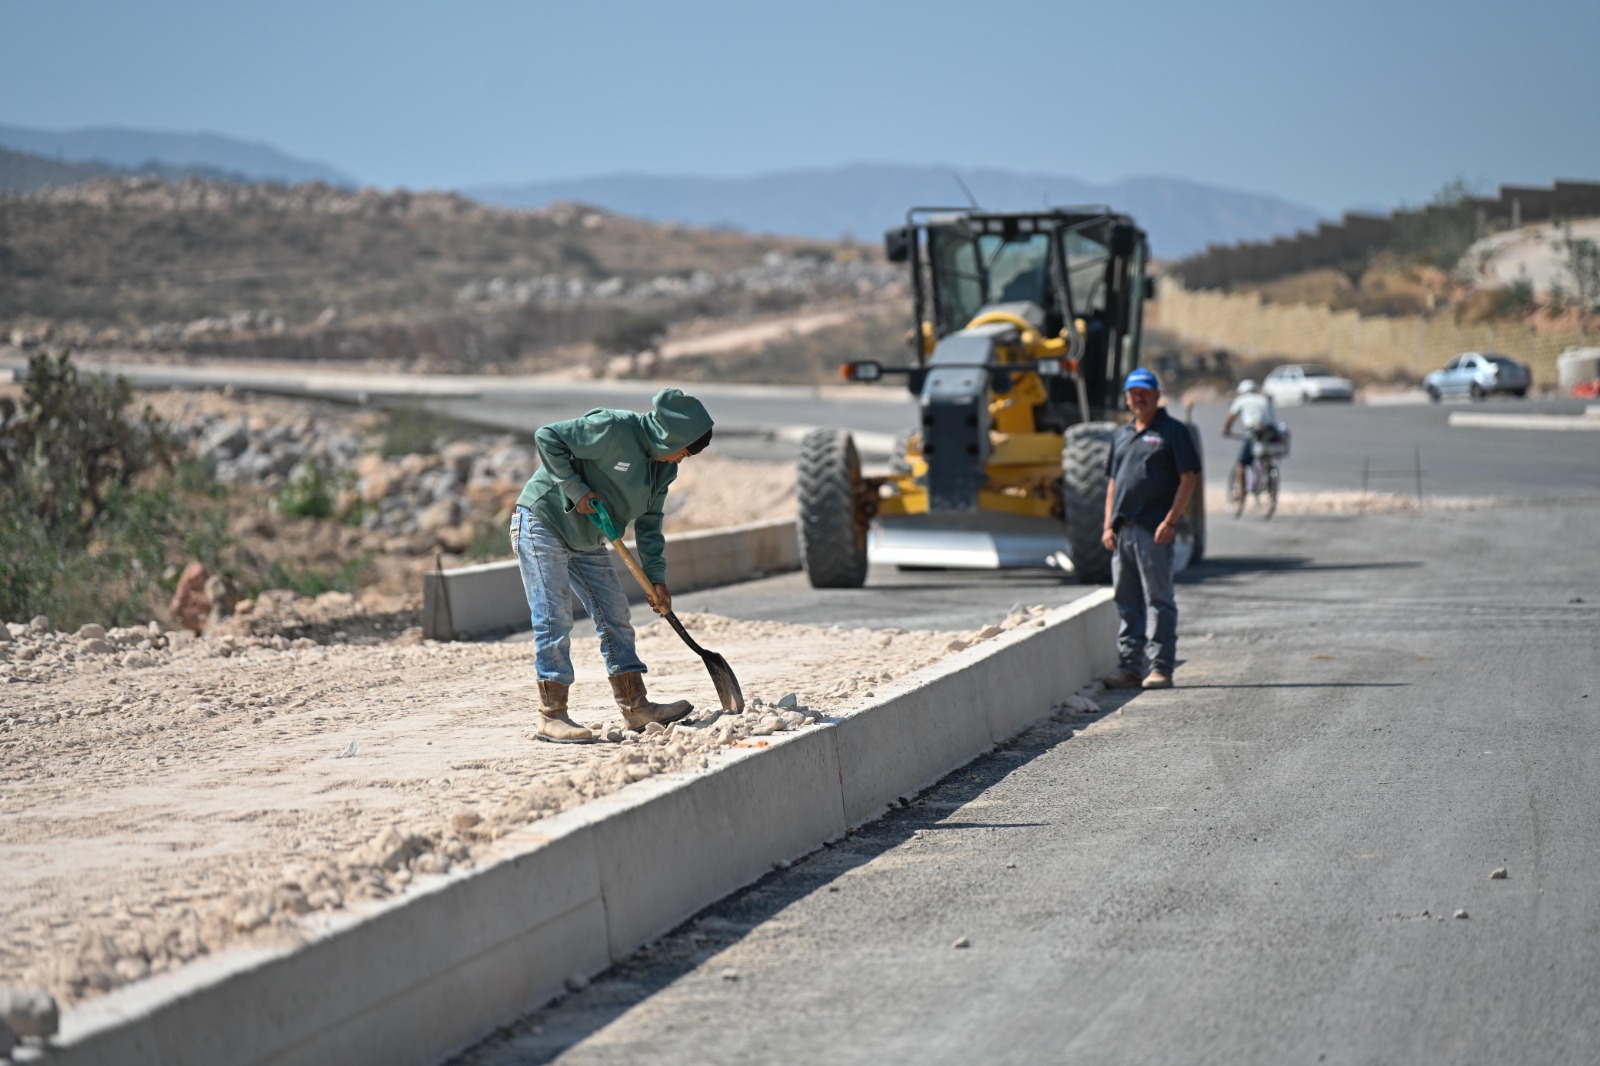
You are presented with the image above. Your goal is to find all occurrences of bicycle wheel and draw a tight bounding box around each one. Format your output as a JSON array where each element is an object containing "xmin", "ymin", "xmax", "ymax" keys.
[
  {"xmin": 1228, "ymin": 465, "xmax": 1246, "ymax": 517},
  {"xmin": 1262, "ymin": 460, "xmax": 1279, "ymax": 520}
]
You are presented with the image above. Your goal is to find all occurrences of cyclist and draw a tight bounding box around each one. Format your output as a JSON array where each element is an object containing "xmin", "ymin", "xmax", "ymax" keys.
[{"xmin": 1221, "ymin": 380, "xmax": 1281, "ymax": 489}]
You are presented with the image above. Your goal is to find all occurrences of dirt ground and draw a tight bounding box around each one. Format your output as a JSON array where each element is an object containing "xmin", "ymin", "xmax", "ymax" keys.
[{"xmin": 0, "ymin": 602, "xmax": 1053, "ymax": 1008}]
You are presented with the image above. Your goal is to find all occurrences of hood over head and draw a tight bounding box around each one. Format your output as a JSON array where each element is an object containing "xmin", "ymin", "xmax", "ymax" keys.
[{"xmin": 643, "ymin": 388, "xmax": 714, "ymax": 456}]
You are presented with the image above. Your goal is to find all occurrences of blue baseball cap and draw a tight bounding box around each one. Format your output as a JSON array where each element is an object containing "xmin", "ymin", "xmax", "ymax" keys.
[{"xmin": 1123, "ymin": 368, "xmax": 1159, "ymax": 391}]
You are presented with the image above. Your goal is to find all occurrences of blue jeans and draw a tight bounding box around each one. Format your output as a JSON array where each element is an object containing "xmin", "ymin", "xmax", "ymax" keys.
[
  {"xmin": 1111, "ymin": 521, "xmax": 1177, "ymax": 675},
  {"xmin": 511, "ymin": 506, "xmax": 646, "ymax": 685}
]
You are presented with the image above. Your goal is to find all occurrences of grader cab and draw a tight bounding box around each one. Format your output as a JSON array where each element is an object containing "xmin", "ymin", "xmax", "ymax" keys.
[{"xmin": 797, "ymin": 206, "xmax": 1204, "ymax": 587}]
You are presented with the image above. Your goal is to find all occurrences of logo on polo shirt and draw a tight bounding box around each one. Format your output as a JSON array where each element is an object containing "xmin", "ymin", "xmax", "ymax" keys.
[
  {"xmin": 1141, "ymin": 433, "xmax": 1162, "ymax": 445},
  {"xmin": 613, "ymin": 461, "xmax": 631, "ymax": 472}
]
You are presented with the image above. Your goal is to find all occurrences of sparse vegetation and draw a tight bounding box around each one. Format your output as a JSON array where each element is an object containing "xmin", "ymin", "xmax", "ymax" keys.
[
  {"xmin": 594, "ymin": 312, "xmax": 669, "ymax": 376},
  {"xmin": 1390, "ymin": 178, "xmax": 1482, "ymax": 273},
  {"xmin": 0, "ymin": 352, "xmax": 230, "ymax": 628}
]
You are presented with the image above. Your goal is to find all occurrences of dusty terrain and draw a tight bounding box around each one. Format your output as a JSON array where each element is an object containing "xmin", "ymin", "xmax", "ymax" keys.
[{"xmin": 0, "ymin": 600, "xmax": 1052, "ymax": 1008}]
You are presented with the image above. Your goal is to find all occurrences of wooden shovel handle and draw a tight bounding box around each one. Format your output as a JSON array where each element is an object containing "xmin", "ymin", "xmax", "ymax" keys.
[{"xmin": 606, "ymin": 535, "xmax": 665, "ymax": 613}]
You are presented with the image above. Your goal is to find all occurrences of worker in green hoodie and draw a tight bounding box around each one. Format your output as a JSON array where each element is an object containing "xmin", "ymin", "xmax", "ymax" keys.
[{"xmin": 510, "ymin": 388, "xmax": 716, "ymax": 743}]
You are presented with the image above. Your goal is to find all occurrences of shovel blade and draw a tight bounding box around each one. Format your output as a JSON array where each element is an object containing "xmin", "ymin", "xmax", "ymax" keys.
[{"xmin": 700, "ymin": 650, "xmax": 745, "ymax": 713}]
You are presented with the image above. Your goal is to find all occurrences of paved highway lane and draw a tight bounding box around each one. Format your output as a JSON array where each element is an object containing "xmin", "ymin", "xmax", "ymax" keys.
[
  {"xmin": 12, "ymin": 355, "xmax": 1592, "ymax": 481},
  {"xmin": 452, "ymin": 498, "xmax": 1600, "ymax": 1066},
  {"xmin": 1185, "ymin": 397, "xmax": 1599, "ymax": 500}
]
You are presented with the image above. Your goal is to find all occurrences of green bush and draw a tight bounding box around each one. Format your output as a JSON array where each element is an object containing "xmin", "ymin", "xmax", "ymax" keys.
[
  {"xmin": 274, "ymin": 463, "xmax": 335, "ymax": 519},
  {"xmin": 0, "ymin": 352, "xmax": 231, "ymax": 628},
  {"xmin": 1495, "ymin": 278, "xmax": 1537, "ymax": 317},
  {"xmin": 259, "ymin": 553, "xmax": 373, "ymax": 599}
]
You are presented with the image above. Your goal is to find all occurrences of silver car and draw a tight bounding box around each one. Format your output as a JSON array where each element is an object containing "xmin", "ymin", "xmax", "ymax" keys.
[
  {"xmin": 1423, "ymin": 352, "xmax": 1532, "ymax": 402},
  {"xmin": 1261, "ymin": 364, "xmax": 1355, "ymax": 405}
]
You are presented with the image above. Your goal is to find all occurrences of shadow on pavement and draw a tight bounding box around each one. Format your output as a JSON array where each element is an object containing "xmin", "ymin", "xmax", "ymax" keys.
[{"xmin": 1183, "ymin": 555, "xmax": 1423, "ymax": 582}]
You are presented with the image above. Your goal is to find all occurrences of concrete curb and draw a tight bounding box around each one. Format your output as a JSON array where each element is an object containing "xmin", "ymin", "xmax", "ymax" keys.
[
  {"xmin": 1448, "ymin": 411, "xmax": 1600, "ymax": 431},
  {"xmin": 422, "ymin": 518, "xmax": 800, "ymax": 640},
  {"xmin": 34, "ymin": 591, "xmax": 1117, "ymax": 1066}
]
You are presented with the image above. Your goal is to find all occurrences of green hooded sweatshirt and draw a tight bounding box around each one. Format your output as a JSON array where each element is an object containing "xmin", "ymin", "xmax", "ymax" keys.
[{"xmin": 515, "ymin": 388, "xmax": 714, "ymax": 584}]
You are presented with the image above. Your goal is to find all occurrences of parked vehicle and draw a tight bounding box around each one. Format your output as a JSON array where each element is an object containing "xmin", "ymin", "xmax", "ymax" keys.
[
  {"xmin": 1423, "ymin": 351, "xmax": 1532, "ymax": 402},
  {"xmin": 1261, "ymin": 364, "xmax": 1355, "ymax": 404}
]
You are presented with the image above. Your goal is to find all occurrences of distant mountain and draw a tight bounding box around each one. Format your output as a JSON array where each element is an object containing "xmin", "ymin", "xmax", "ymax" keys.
[
  {"xmin": 0, "ymin": 123, "xmax": 354, "ymax": 187},
  {"xmin": 466, "ymin": 163, "xmax": 1327, "ymax": 259}
]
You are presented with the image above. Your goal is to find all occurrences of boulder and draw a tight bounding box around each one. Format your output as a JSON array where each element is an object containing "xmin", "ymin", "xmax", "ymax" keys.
[
  {"xmin": 169, "ymin": 563, "xmax": 211, "ymax": 634},
  {"xmin": 204, "ymin": 573, "xmax": 241, "ymax": 628},
  {"xmin": 441, "ymin": 440, "xmax": 477, "ymax": 484}
]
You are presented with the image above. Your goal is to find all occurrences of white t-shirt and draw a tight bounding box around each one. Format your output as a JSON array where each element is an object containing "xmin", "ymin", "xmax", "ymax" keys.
[{"xmin": 1227, "ymin": 393, "xmax": 1276, "ymax": 432}]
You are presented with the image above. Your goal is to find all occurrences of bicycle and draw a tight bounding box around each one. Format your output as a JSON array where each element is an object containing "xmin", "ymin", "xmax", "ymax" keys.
[{"xmin": 1226, "ymin": 428, "xmax": 1287, "ymax": 520}]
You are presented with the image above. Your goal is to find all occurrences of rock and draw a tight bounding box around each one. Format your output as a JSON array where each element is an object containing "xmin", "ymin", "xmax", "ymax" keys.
[
  {"xmin": 314, "ymin": 591, "xmax": 356, "ymax": 612},
  {"xmin": 232, "ymin": 906, "xmax": 268, "ymax": 932},
  {"xmin": 0, "ymin": 983, "xmax": 60, "ymax": 1038},
  {"xmin": 564, "ymin": 974, "xmax": 590, "ymax": 993},
  {"xmin": 953, "ymin": 936, "xmax": 971, "ymax": 949},
  {"xmin": 169, "ymin": 562, "xmax": 211, "ymax": 633},
  {"xmin": 204, "ymin": 573, "xmax": 241, "ymax": 626},
  {"xmin": 0, "ymin": 626, "xmax": 10, "ymax": 644},
  {"xmin": 1490, "ymin": 867, "xmax": 1508, "ymax": 880},
  {"xmin": 776, "ymin": 692, "xmax": 799, "ymax": 709},
  {"xmin": 75, "ymin": 623, "xmax": 107, "ymax": 640},
  {"xmin": 29, "ymin": 615, "xmax": 51, "ymax": 632},
  {"xmin": 416, "ymin": 497, "xmax": 461, "ymax": 535},
  {"xmin": 80, "ymin": 638, "xmax": 116, "ymax": 655},
  {"xmin": 974, "ymin": 624, "xmax": 1002, "ymax": 640},
  {"xmin": 234, "ymin": 598, "xmax": 255, "ymax": 615},
  {"xmin": 1454, "ymin": 909, "xmax": 1469, "ymax": 919},
  {"xmin": 358, "ymin": 470, "xmax": 396, "ymax": 505},
  {"xmin": 945, "ymin": 639, "xmax": 969, "ymax": 653},
  {"xmin": 450, "ymin": 810, "xmax": 481, "ymax": 831},
  {"xmin": 720, "ymin": 968, "xmax": 739, "ymax": 981}
]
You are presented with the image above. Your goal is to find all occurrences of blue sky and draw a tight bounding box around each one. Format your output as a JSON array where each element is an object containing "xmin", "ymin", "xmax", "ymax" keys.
[{"xmin": 3, "ymin": 0, "xmax": 1596, "ymax": 216}]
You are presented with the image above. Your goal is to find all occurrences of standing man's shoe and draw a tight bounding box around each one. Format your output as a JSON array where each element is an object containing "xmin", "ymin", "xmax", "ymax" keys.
[
  {"xmin": 1102, "ymin": 669, "xmax": 1144, "ymax": 689},
  {"xmin": 1142, "ymin": 671, "xmax": 1174, "ymax": 690}
]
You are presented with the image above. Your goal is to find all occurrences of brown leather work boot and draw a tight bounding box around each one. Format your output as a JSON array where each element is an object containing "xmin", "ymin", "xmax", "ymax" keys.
[
  {"xmin": 534, "ymin": 680, "xmax": 596, "ymax": 744},
  {"xmin": 1101, "ymin": 669, "xmax": 1144, "ymax": 690},
  {"xmin": 610, "ymin": 672, "xmax": 693, "ymax": 732},
  {"xmin": 1142, "ymin": 671, "xmax": 1174, "ymax": 690}
]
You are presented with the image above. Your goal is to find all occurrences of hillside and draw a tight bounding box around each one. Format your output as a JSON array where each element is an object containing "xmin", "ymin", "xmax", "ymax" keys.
[
  {"xmin": 0, "ymin": 176, "xmax": 899, "ymax": 371},
  {"xmin": 466, "ymin": 163, "xmax": 1326, "ymax": 259},
  {"xmin": 0, "ymin": 122, "xmax": 353, "ymax": 186}
]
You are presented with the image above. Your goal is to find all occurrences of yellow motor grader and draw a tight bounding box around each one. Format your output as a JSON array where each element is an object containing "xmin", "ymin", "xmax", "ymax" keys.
[{"xmin": 797, "ymin": 206, "xmax": 1205, "ymax": 587}]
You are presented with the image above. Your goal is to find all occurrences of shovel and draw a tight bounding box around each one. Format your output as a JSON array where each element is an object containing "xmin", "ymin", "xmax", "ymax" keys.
[{"xmin": 588, "ymin": 500, "xmax": 745, "ymax": 714}]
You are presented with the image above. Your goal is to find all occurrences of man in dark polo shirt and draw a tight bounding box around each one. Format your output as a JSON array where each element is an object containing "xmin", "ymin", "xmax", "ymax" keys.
[{"xmin": 1100, "ymin": 368, "xmax": 1200, "ymax": 690}]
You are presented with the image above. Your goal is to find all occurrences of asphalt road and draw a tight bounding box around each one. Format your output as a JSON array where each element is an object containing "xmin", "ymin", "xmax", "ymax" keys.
[{"xmin": 452, "ymin": 494, "xmax": 1600, "ymax": 1064}]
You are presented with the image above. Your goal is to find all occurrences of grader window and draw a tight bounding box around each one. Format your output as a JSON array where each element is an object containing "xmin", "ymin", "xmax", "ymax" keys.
[{"xmin": 928, "ymin": 228, "xmax": 1054, "ymax": 335}]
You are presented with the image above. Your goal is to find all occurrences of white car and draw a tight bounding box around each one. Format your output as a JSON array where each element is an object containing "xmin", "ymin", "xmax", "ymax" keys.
[
  {"xmin": 1422, "ymin": 351, "xmax": 1532, "ymax": 402},
  {"xmin": 1261, "ymin": 364, "xmax": 1355, "ymax": 405}
]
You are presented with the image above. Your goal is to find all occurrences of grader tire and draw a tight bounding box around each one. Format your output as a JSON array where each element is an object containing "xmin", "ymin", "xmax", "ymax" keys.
[
  {"xmin": 797, "ymin": 427, "xmax": 869, "ymax": 588},
  {"xmin": 1063, "ymin": 421, "xmax": 1117, "ymax": 584}
]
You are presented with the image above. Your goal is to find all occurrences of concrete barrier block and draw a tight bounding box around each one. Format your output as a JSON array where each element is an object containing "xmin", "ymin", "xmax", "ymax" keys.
[
  {"xmin": 585, "ymin": 727, "xmax": 846, "ymax": 960},
  {"xmin": 52, "ymin": 828, "xmax": 607, "ymax": 1066},
  {"xmin": 834, "ymin": 666, "xmax": 995, "ymax": 829},
  {"xmin": 424, "ymin": 520, "xmax": 801, "ymax": 641}
]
